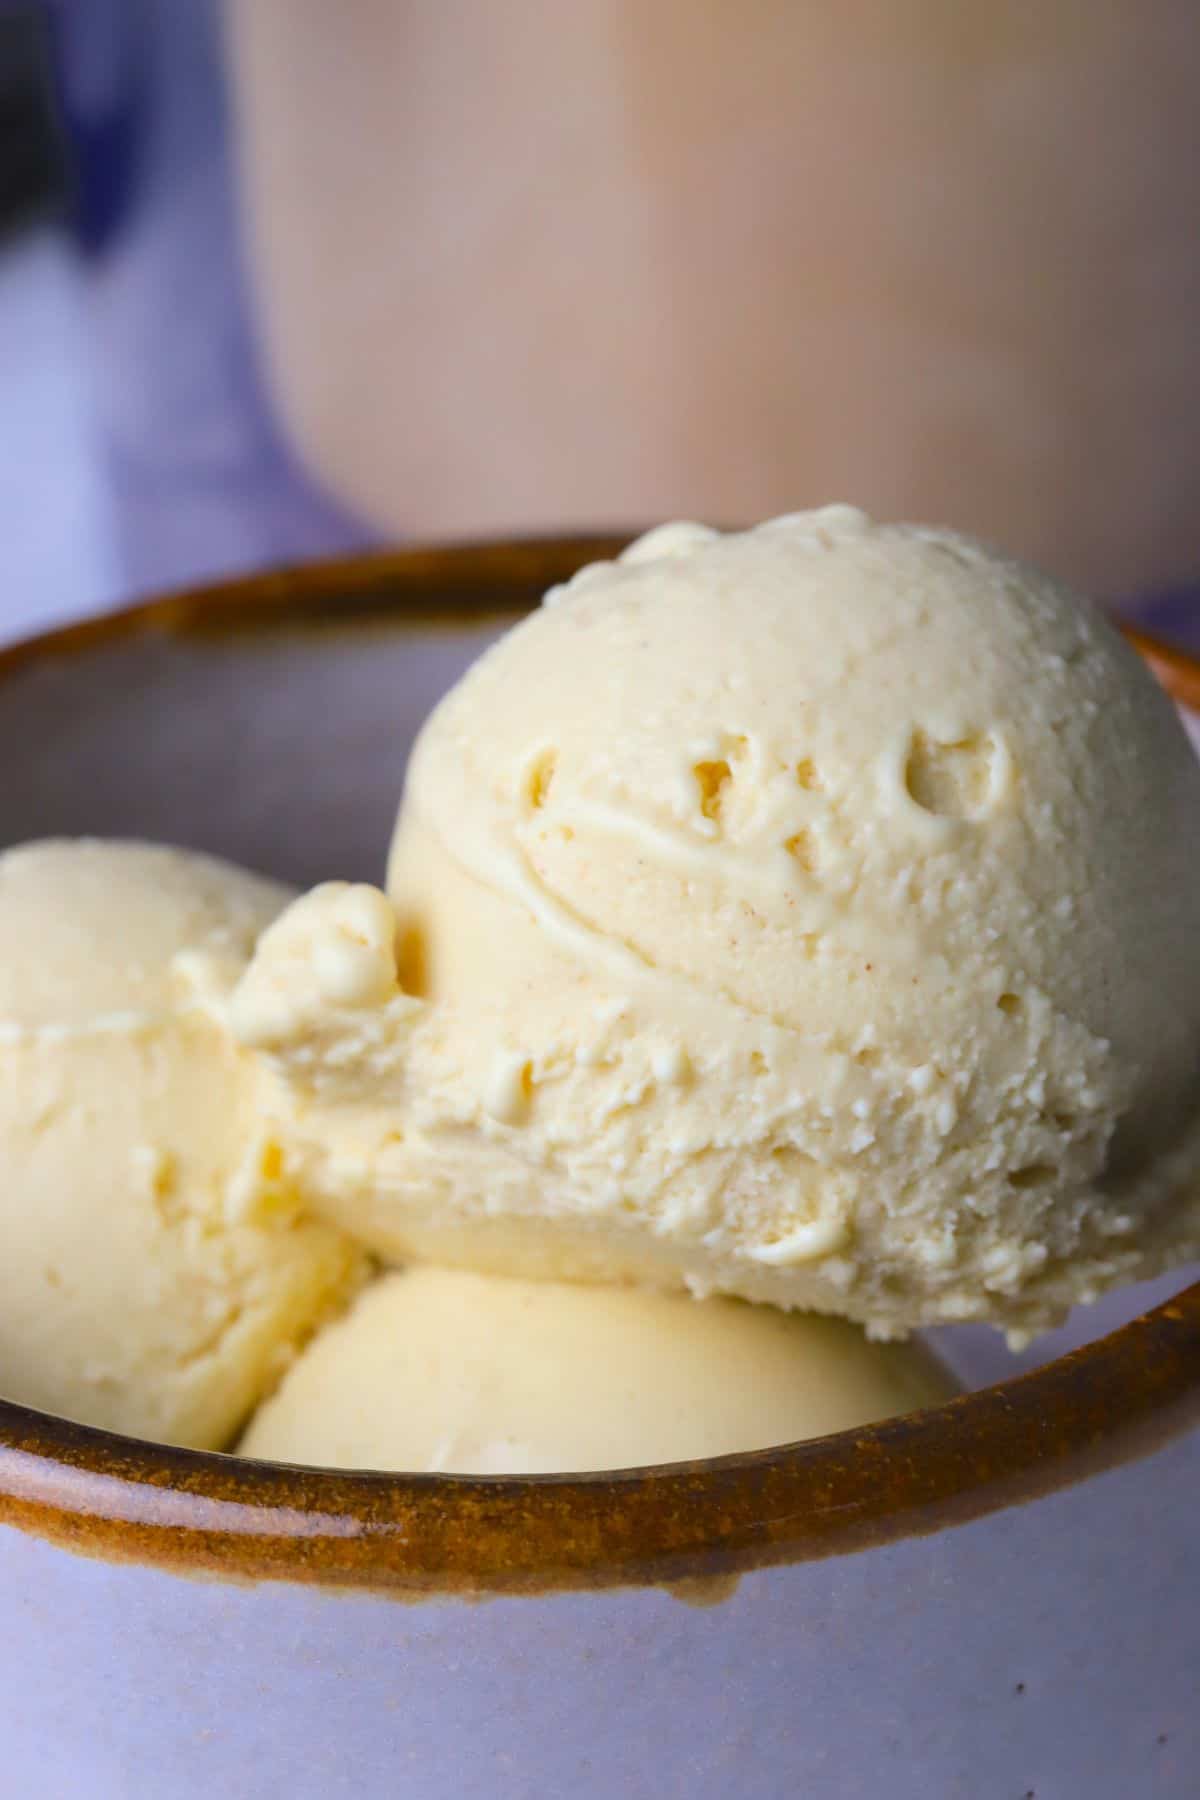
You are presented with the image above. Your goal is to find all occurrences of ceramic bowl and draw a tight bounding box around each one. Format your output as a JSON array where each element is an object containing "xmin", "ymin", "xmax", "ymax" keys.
[{"xmin": 0, "ymin": 542, "xmax": 1197, "ymax": 1800}]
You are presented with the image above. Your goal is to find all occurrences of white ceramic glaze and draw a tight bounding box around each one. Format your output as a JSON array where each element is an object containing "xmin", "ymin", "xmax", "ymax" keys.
[{"xmin": 1, "ymin": 1433, "xmax": 1196, "ymax": 1798}]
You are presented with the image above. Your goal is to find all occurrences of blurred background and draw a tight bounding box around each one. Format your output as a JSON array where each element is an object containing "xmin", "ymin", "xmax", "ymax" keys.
[{"xmin": 1, "ymin": 0, "xmax": 1198, "ymax": 645}]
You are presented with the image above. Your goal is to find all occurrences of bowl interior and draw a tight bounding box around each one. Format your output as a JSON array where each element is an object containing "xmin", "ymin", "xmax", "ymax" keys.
[
  {"xmin": 0, "ymin": 613, "xmax": 511, "ymax": 890},
  {"xmin": 0, "ymin": 547, "xmax": 1197, "ymax": 1590}
]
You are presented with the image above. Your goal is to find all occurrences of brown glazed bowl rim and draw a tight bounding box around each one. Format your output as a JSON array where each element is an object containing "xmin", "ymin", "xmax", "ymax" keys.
[{"xmin": 0, "ymin": 537, "xmax": 1198, "ymax": 1599}]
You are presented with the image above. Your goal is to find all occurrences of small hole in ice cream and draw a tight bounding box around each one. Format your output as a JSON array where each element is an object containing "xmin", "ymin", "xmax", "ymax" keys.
[
  {"xmin": 395, "ymin": 920, "xmax": 428, "ymax": 997},
  {"xmin": 997, "ymin": 991, "xmax": 1021, "ymax": 1016},
  {"xmin": 770, "ymin": 1145, "xmax": 815, "ymax": 1170},
  {"xmin": 785, "ymin": 829, "xmax": 817, "ymax": 871},
  {"xmin": 524, "ymin": 748, "xmax": 558, "ymax": 811},
  {"xmin": 694, "ymin": 758, "xmax": 732, "ymax": 822},
  {"xmin": 1009, "ymin": 1164, "xmax": 1055, "ymax": 1189},
  {"xmin": 904, "ymin": 729, "xmax": 996, "ymax": 818}
]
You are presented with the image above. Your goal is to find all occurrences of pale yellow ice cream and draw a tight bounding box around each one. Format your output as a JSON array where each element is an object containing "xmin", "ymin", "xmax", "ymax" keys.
[
  {"xmin": 229, "ymin": 509, "xmax": 1200, "ymax": 1341},
  {"xmin": 0, "ymin": 840, "xmax": 364, "ymax": 1449},
  {"xmin": 241, "ymin": 1265, "xmax": 957, "ymax": 1473}
]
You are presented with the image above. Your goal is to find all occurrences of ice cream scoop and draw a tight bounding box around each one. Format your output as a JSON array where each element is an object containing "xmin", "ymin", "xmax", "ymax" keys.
[
  {"xmin": 240, "ymin": 1265, "xmax": 958, "ymax": 1474},
  {"xmin": 0, "ymin": 840, "xmax": 364, "ymax": 1449},
  {"xmin": 229, "ymin": 510, "xmax": 1200, "ymax": 1340}
]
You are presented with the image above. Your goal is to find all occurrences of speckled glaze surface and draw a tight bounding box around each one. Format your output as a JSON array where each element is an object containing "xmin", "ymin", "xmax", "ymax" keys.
[{"xmin": 0, "ymin": 544, "xmax": 1197, "ymax": 1799}]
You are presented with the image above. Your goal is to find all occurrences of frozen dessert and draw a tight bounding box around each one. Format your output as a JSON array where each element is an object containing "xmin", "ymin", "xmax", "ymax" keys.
[
  {"xmin": 0, "ymin": 840, "xmax": 363, "ymax": 1450},
  {"xmin": 241, "ymin": 1265, "xmax": 957, "ymax": 1473},
  {"xmin": 228, "ymin": 508, "xmax": 1200, "ymax": 1343},
  {"xmin": 3, "ymin": 506, "xmax": 1194, "ymax": 1476}
]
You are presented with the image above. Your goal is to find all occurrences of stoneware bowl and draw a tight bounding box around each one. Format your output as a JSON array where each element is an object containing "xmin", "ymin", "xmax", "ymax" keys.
[{"xmin": 0, "ymin": 542, "xmax": 1197, "ymax": 1800}]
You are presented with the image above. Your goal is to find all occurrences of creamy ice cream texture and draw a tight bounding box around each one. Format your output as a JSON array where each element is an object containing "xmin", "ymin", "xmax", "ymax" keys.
[
  {"xmin": 0, "ymin": 840, "xmax": 363, "ymax": 1450},
  {"xmin": 241, "ymin": 1265, "xmax": 955, "ymax": 1474},
  {"xmin": 230, "ymin": 508, "xmax": 1200, "ymax": 1342}
]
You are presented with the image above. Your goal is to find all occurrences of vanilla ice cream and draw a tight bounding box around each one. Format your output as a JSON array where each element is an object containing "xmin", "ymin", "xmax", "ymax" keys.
[
  {"xmin": 0, "ymin": 840, "xmax": 363, "ymax": 1449},
  {"xmin": 229, "ymin": 509, "xmax": 1200, "ymax": 1340},
  {"xmin": 241, "ymin": 1265, "xmax": 957, "ymax": 1473}
]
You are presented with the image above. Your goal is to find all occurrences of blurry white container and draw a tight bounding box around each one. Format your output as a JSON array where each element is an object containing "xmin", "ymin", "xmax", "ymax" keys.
[{"xmin": 226, "ymin": 0, "xmax": 1200, "ymax": 598}]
